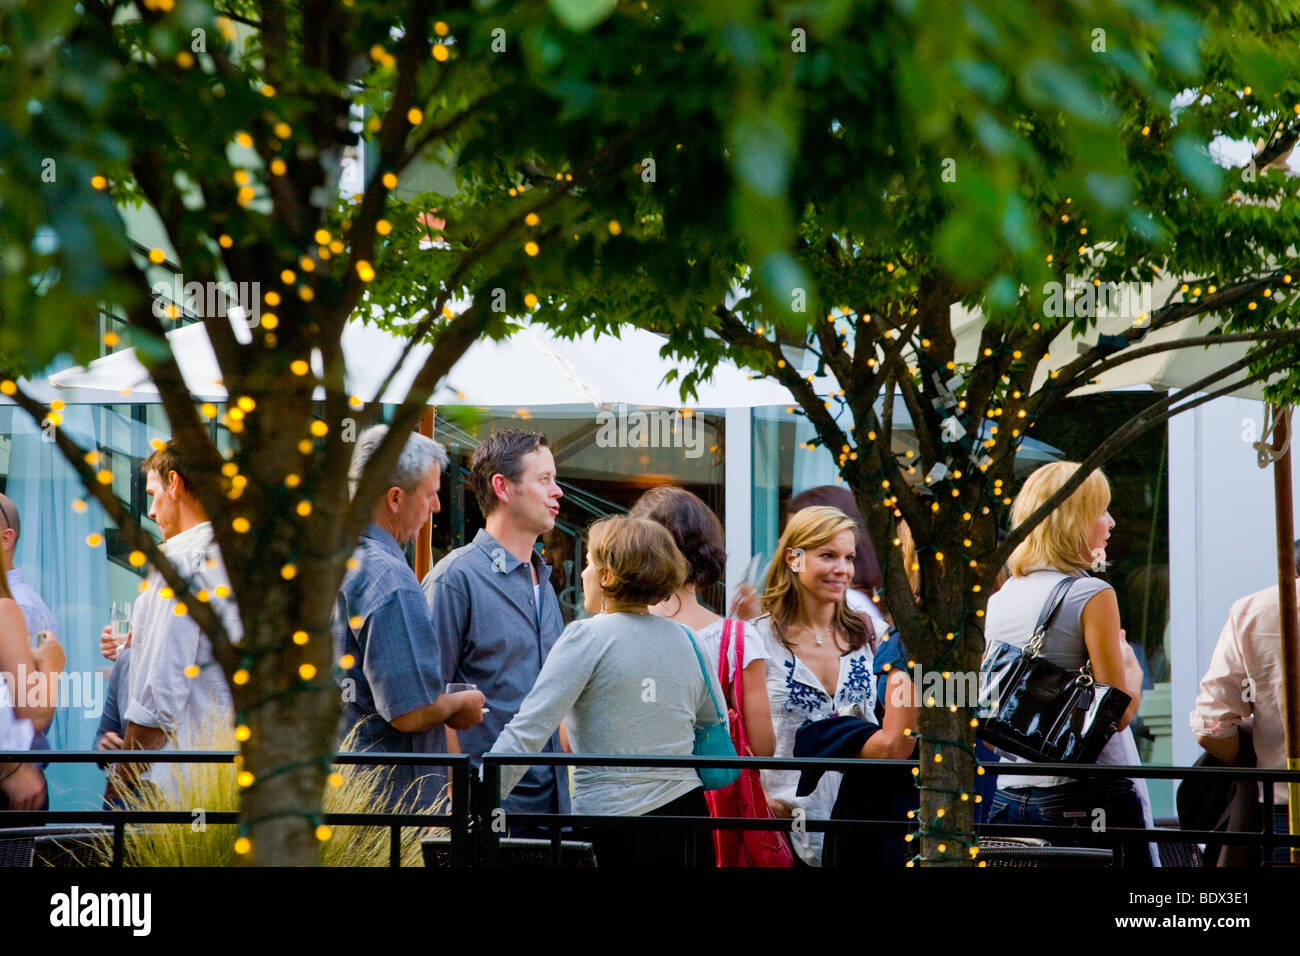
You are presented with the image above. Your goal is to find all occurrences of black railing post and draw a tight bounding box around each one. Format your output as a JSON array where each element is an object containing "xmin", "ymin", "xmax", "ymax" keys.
[
  {"xmin": 476, "ymin": 759, "xmax": 502, "ymax": 867},
  {"xmin": 112, "ymin": 820, "xmax": 124, "ymax": 867},
  {"xmin": 1263, "ymin": 775, "xmax": 1276, "ymax": 866},
  {"xmin": 449, "ymin": 757, "xmax": 471, "ymax": 867}
]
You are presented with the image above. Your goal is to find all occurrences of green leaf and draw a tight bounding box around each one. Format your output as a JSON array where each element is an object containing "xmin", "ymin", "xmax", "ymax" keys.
[
  {"xmin": 548, "ymin": 0, "xmax": 618, "ymax": 32},
  {"xmin": 1172, "ymin": 135, "xmax": 1223, "ymax": 199}
]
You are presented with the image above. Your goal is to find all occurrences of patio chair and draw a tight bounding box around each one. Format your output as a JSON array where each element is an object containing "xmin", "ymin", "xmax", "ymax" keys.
[
  {"xmin": 1153, "ymin": 817, "xmax": 1203, "ymax": 867},
  {"xmin": 978, "ymin": 844, "xmax": 1114, "ymax": 867},
  {"xmin": 0, "ymin": 826, "xmax": 113, "ymax": 867}
]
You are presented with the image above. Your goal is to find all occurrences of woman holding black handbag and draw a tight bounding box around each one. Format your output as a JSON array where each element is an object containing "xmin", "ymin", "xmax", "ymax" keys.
[{"xmin": 983, "ymin": 462, "xmax": 1153, "ymax": 866}]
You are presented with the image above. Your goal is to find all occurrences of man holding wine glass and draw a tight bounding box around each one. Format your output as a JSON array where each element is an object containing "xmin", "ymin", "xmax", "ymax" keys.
[{"xmin": 333, "ymin": 426, "xmax": 486, "ymax": 810}]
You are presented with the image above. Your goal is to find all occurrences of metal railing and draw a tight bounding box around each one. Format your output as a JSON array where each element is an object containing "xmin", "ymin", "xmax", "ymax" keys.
[{"xmin": 3, "ymin": 750, "xmax": 1299, "ymax": 866}]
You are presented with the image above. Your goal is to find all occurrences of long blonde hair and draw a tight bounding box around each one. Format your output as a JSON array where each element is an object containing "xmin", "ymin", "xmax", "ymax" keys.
[
  {"xmin": 761, "ymin": 506, "xmax": 868, "ymax": 651},
  {"xmin": 1006, "ymin": 461, "xmax": 1111, "ymax": 577}
]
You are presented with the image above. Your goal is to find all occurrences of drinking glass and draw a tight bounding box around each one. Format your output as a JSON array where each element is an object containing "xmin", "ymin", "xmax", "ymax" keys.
[{"xmin": 110, "ymin": 601, "xmax": 132, "ymax": 649}]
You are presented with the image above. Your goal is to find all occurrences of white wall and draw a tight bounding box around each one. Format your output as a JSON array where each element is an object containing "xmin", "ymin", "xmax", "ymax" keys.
[
  {"xmin": 1168, "ymin": 396, "xmax": 1300, "ymax": 768},
  {"xmin": 725, "ymin": 408, "xmax": 753, "ymax": 608}
]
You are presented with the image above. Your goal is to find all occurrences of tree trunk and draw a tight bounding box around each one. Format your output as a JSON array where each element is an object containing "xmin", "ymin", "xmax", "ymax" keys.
[
  {"xmin": 232, "ymin": 574, "xmax": 342, "ymax": 866},
  {"xmin": 910, "ymin": 588, "xmax": 985, "ymax": 867},
  {"xmin": 916, "ymin": 704, "xmax": 978, "ymax": 866}
]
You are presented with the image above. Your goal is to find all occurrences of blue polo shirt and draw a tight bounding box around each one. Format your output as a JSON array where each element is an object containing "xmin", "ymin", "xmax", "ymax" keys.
[
  {"xmin": 423, "ymin": 529, "xmax": 570, "ymax": 817},
  {"xmin": 334, "ymin": 524, "xmax": 448, "ymax": 810}
]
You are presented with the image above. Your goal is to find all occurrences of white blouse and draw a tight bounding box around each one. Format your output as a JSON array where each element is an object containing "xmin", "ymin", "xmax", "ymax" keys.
[{"xmin": 751, "ymin": 614, "xmax": 876, "ymax": 866}]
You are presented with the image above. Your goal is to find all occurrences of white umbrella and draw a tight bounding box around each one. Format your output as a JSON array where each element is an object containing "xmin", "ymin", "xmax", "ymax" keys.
[
  {"xmin": 949, "ymin": 278, "xmax": 1278, "ymax": 401},
  {"xmin": 49, "ymin": 320, "xmax": 801, "ymax": 409}
]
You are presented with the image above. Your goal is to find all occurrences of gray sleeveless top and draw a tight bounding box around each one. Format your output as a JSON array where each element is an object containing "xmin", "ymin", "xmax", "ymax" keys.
[{"xmin": 983, "ymin": 569, "xmax": 1113, "ymax": 788}]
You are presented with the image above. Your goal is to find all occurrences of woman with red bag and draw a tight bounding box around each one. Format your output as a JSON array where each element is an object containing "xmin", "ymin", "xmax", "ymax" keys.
[
  {"xmin": 753, "ymin": 506, "xmax": 919, "ymax": 866},
  {"xmin": 630, "ymin": 486, "xmax": 789, "ymax": 866}
]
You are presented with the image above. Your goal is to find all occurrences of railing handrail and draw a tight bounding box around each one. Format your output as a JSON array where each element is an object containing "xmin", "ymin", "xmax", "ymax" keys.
[
  {"xmin": 8, "ymin": 749, "xmax": 1300, "ymax": 784},
  {"xmin": 5, "ymin": 750, "xmax": 1298, "ymax": 869}
]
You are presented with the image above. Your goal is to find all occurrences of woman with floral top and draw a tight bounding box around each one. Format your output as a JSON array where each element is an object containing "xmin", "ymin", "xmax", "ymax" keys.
[{"xmin": 752, "ymin": 506, "xmax": 917, "ymax": 866}]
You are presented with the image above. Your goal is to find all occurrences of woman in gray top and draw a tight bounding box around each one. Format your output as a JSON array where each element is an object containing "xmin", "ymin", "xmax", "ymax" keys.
[
  {"xmin": 983, "ymin": 462, "xmax": 1152, "ymax": 866},
  {"xmin": 489, "ymin": 515, "xmax": 727, "ymax": 867}
]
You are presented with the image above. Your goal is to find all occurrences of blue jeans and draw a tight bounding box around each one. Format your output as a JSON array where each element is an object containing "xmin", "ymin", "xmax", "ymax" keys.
[{"xmin": 988, "ymin": 779, "xmax": 1152, "ymax": 867}]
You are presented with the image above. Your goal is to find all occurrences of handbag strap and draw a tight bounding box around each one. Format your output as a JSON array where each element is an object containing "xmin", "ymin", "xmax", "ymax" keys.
[
  {"xmin": 1026, "ymin": 575, "xmax": 1078, "ymax": 657},
  {"xmin": 731, "ymin": 618, "xmax": 745, "ymax": 705},
  {"xmin": 723, "ymin": 619, "xmax": 753, "ymax": 752},
  {"xmin": 680, "ymin": 623, "xmax": 727, "ymax": 724},
  {"xmin": 717, "ymin": 618, "xmax": 733, "ymax": 702}
]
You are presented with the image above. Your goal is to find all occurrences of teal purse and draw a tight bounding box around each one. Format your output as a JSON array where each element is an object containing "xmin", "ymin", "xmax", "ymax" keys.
[{"xmin": 680, "ymin": 624, "xmax": 741, "ymax": 791}]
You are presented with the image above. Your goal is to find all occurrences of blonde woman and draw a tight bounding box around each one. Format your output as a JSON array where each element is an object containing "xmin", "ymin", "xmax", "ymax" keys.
[
  {"xmin": 753, "ymin": 506, "xmax": 916, "ymax": 866},
  {"xmin": 983, "ymin": 461, "xmax": 1151, "ymax": 866},
  {"xmin": 489, "ymin": 515, "xmax": 727, "ymax": 867}
]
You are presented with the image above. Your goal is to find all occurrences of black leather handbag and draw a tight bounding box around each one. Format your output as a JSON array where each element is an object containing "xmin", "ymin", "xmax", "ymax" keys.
[{"xmin": 977, "ymin": 575, "xmax": 1132, "ymax": 763}]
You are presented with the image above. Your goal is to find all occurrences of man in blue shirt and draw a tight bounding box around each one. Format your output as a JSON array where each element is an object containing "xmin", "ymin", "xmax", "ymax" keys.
[
  {"xmin": 335, "ymin": 425, "xmax": 485, "ymax": 811},
  {"xmin": 423, "ymin": 428, "xmax": 570, "ymax": 830}
]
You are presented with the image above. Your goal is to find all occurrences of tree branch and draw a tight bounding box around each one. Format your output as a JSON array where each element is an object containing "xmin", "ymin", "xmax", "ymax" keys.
[
  {"xmin": 987, "ymin": 337, "xmax": 1293, "ymax": 573},
  {"xmin": 1, "ymin": 379, "xmax": 236, "ymax": 672}
]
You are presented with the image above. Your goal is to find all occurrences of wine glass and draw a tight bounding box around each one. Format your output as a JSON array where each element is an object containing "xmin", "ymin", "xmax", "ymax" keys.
[{"xmin": 110, "ymin": 601, "xmax": 132, "ymax": 650}]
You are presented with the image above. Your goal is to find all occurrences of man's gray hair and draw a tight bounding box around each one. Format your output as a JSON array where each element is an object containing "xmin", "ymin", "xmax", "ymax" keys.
[{"xmin": 349, "ymin": 424, "xmax": 449, "ymax": 498}]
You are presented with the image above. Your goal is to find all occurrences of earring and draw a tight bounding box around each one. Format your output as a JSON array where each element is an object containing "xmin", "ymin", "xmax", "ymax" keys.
[{"xmin": 600, "ymin": 596, "xmax": 606, "ymax": 614}]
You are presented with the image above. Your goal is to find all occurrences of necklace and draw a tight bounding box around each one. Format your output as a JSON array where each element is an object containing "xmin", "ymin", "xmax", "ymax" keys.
[{"xmin": 806, "ymin": 624, "xmax": 830, "ymax": 647}]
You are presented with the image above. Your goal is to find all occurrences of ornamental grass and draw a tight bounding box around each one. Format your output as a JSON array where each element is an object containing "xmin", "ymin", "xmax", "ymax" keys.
[{"xmin": 88, "ymin": 724, "xmax": 444, "ymax": 866}]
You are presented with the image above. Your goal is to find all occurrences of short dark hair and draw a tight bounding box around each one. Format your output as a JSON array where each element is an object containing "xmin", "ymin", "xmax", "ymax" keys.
[
  {"xmin": 142, "ymin": 440, "xmax": 195, "ymax": 493},
  {"xmin": 587, "ymin": 515, "xmax": 687, "ymax": 606},
  {"xmin": 470, "ymin": 428, "xmax": 550, "ymax": 516},
  {"xmin": 629, "ymin": 485, "xmax": 726, "ymax": 588},
  {"xmin": 0, "ymin": 493, "xmax": 21, "ymax": 544},
  {"xmin": 788, "ymin": 485, "xmax": 882, "ymax": 592}
]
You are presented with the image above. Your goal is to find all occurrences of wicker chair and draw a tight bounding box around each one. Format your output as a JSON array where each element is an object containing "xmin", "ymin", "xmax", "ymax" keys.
[
  {"xmin": 0, "ymin": 826, "xmax": 113, "ymax": 867},
  {"xmin": 1153, "ymin": 817, "xmax": 1204, "ymax": 867},
  {"xmin": 979, "ymin": 844, "xmax": 1114, "ymax": 867},
  {"xmin": 422, "ymin": 836, "xmax": 597, "ymax": 867}
]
